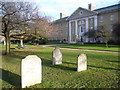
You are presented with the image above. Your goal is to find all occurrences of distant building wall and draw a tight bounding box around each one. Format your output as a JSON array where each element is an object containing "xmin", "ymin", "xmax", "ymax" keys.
[{"xmin": 52, "ymin": 21, "xmax": 68, "ymax": 41}]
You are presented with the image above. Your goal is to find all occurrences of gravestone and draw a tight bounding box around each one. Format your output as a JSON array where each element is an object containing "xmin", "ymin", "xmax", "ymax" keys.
[
  {"xmin": 77, "ymin": 54, "xmax": 87, "ymax": 72},
  {"xmin": 21, "ymin": 55, "xmax": 42, "ymax": 88},
  {"xmin": 52, "ymin": 47, "xmax": 62, "ymax": 65}
]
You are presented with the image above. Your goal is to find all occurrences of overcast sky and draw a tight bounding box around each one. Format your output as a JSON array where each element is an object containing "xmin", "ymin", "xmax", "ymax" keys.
[{"xmin": 3, "ymin": 0, "xmax": 120, "ymax": 20}]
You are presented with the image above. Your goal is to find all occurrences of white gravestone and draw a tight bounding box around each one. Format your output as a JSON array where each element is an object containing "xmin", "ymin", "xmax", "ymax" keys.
[
  {"xmin": 77, "ymin": 54, "xmax": 87, "ymax": 72},
  {"xmin": 21, "ymin": 55, "xmax": 42, "ymax": 88},
  {"xmin": 52, "ymin": 47, "xmax": 62, "ymax": 65}
]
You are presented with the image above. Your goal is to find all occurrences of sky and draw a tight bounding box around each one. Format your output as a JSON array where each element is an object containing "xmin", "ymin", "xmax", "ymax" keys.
[
  {"xmin": 34, "ymin": 0, "xmax": 119, "ymax": 21},
  {"xmin": 2, "ymin": 0, "xmax": 120, "ymax": 21}
]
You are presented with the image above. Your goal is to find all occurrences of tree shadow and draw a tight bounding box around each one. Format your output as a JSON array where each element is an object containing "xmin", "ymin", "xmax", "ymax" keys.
[
  {"xmin": 42, "ymin": 58, "xmax": 76, "ymax": 71},
  {"xmin": 2, "ymin": 50, "xmax": 51, "ymax": 60},
  {"xmin": 0, "ymin": 68, "xmax": 21, "ymax": 88},
  {"xmin": 63, "ymin": 61, "xmax": 76, "ymax": 65},
  {"xmin": 51, "ymin": 64, "xmax": 76, "ymax": 71},
  {"xmin": 106, "ymin": 60, "xmax": 120, "ymax": 63},
  {"xmin": 12, "ymin": 50, "xmax": 51, "ymax": 56},
  {"xmin": 88, "ymin": 65, "xmax": 120, "ymax": 71},
  {"xmin": 10, "ymin": 48, "xmax": 16, "ymax": 49}
]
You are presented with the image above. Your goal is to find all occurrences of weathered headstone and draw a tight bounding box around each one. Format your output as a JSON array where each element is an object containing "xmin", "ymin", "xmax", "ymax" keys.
[
  {"xmin": 52, "ymin": 47, "xmax": 62, "ymax": 65},
  {"xmin": 21, "ymin": 55, "xmax": 42, "ymax": 88},
  {"xmin": 77, "ymin": 54, "xmax": 87, "ymax": 72}
]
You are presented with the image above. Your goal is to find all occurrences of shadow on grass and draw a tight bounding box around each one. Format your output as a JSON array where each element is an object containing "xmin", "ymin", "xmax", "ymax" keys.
[
  {"xmin": 42, "ymin": 58, "xmax": 76, "ymax": 71},
  {"xmin": 88, "ymin": 65, "xmax": 120, "ymax": 71},
  {"xmin": 2, "ymin": 50, "xmax": 49, "ymax": 60},
  {"xmin": 51, "ymin": 64, "xmax": 76, "ymax": 71},
  {"xmin": 10, "ymin": 48, "xmax": 16, "ymax": 49},
  {"xmin": 0, "ymin": 68, "xmax": 21, "ymax": 88},
  {"xmin": 106, "ymin": 60, "xmax": 120, "ymax": 63},
  {"xmin": 12, "ymin": 50, "xmax": 52, "ymax": 57},
  {"xmin": 42, "ymin": 57, "xmax": 119, "ymax": 71},
  {"xmin": 63, "ymin": 61, "xmax": 76, "ymax": 65}
]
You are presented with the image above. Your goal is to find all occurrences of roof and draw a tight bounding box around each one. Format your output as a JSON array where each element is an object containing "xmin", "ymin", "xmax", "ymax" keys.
[
  {"xmin": 54, "ymin": 17, "xmax": 68, "ymax": 23},
  {"xmin": 94, "ymin": 4, "xmax": 120, "ymax": 14},
  {"xmin": 54, "ymin": 4, "xmax": 120, "ymax": 22}
]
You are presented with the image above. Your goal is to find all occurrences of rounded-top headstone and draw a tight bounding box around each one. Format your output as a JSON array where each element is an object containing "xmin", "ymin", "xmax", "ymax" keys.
[
  {"xmin": 21, "ymin": 55, "xmax": 42, "ymax": 88},
  {"xmin": 52, "ymin": 47, "xmax": 62, "ymax": 65},
  {"xmin": 77, "ymin": 54, "xmax": 87, "ymax": 72}
]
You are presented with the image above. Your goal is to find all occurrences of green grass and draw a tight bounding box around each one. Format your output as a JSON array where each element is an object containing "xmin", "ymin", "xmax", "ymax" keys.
[
  {"xmin": 0, "ymin": 44, "xmax": 120, "ymax": 88},
  {"xmin": 55, "ymin": 44, "xmax": 120, "ymax": 52}
]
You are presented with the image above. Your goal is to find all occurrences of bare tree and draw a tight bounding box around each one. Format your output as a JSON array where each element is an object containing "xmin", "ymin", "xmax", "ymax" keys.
[
  {"xmin": 1, "ymin": 2, "xmax": 39, "ymax": 54},
  {"xmin": 29, "ymin": 16, "xmax": 59, "ymax": 40}
]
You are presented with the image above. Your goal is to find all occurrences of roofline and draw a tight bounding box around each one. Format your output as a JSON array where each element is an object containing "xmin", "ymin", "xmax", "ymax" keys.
[
  {"xmin": 94, "ymin": 3, "xmax": 120, "ymax": 11},
  {"xmin": 53, "ymin": 16, "xmax": 69, "ymax": 23},
  {"xmin": 68, "ymin": 13, "xmax": 97, "ymax": 20},
  {"xmin": 80, "ymin": 7, "xmax": 97, "ymax": 13},
  {"xmin": 54, "ymin": 3, "xmax": 120, "ymax": 22},
  {"xmin": 68, "ymin": 7, "xmax": 97, "ymax": 19}
]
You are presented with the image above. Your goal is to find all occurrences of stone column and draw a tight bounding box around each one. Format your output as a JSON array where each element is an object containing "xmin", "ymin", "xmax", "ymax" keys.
[
  {"xmin": 4, "ymin": 40, "xmax": 6, "ymax": 45},
  {"xmin": 85, "ymin": 18, "xmax": 89, "ymax": 42},
  {"xmin": 94, "ymin": 16, "xmax": 98, "ymax": 42},
  {"xmin": 75, "ymin": 20, "xmax": 78, "ymax": 35},
  {"xmin": 68, "ymin": 21, "xmax": 71, "ymax": 43},
  {"xmin": 75, "ymin": 20, "xmax": 78, "ymax": 43},
  {"xmin": 94, "ymin": 16, "xmax": 98, "ymax": 30},
  {"xmin": 20, "ymin": 39, "xmax": 24, "ymax": 47}
]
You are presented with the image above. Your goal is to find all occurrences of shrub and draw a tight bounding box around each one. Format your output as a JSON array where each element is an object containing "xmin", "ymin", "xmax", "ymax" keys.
[{"xmin": 27, "ymin": 35, "xmax": 47, "ymax": 45}]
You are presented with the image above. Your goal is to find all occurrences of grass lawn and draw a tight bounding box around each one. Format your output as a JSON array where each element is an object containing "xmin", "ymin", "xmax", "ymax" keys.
[
  {"xmin": 54, "ymin": 44, "xmax": 120, "ymax": 52},
  {"xmin": 0, "ymin": 44, "xmax": 120, "ymax": 88}
]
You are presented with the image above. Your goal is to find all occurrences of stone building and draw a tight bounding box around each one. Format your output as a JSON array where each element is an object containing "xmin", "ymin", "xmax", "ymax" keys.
[{"xmin": 52, "ymin": 4, "xmax": 120, "ymax": 43}]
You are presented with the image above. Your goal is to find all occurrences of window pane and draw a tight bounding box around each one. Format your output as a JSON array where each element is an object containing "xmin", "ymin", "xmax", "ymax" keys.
[
  {"xmin": 100, "ymin": 16, "xmax": 103, "ymax": 22},
  {"xmin": 90, "ymin": 19, "xmax": 93, "ymax": 23},
  {"xmin": 110, "ymin": 14, "xmax": 115, "ymax": 21},
  {"xmin": 80, "ymin": 11, "xmax": 83, "ymax": 15}
]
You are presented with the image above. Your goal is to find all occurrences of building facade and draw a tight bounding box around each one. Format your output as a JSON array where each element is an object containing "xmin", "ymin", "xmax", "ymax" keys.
[{"xmin": 52, "ymin": 4, "xmax": 120, "ymax": 43}]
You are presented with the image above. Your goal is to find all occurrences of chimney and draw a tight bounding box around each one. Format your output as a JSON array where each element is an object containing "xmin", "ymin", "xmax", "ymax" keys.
[
  {"xmin": 60, "ymin": 13, "xmax": 67, "ymax": 19},
  {"xmin": 88, "ymin": 3, "xmax": 96, "ymax": 10},
  {"xmin": 60, "ymin": 13, "xmax": 62, "ymax": 19},
  {"xmin": 88, "ymin": 3, "xmax": 92, "ymax": 10}
]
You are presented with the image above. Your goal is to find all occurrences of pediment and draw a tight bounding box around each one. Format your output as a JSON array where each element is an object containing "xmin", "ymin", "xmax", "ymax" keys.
[{"xmin": 68, "ymin": 7, "xmax": 97, "ymax": 20}]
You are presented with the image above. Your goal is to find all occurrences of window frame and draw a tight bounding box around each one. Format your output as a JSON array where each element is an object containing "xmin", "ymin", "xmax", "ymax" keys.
[
  {"xmin": 110, "ymin": 14, "xmax": 115, "ymax": 21},
  {"xmin": 80, "ymin": 26, "xmax": 85, "ymax": 32},
  {"xmin": 90, "ymin": 18, "xmax": 93, "ymax": 23},
  {"xmin": 79, "ymin": 20, "xmax": 84, "ymax": 24},
  {"xmin": 100, "ymin": 16, "xmax": 103, "ymax": 22},
  {"xmin": 80, "ymin": 11, "xmax": 83, "ymax": 15}
]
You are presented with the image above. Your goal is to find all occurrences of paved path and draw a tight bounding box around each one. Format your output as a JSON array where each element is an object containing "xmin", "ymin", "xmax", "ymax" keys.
[
  {"xmin": 39, "ymin": 44, "xmax": 67, "ymax": 47},
  {"xmin": 39, "ymin": 45, "xmax": 119, "ymax": 53}
]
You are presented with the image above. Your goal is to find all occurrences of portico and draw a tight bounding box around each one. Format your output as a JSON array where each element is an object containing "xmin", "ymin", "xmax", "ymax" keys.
[{"xmin": 68, "ymin": 15, "xmax": 97, "ymax": 43}]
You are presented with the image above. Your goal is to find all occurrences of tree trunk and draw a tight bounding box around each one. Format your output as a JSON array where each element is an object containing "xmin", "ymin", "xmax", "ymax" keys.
[
  {"xmin": 106, "ymin": 42, "xmax": 108, "ymax": 48},
  {"xmin": 5, "ymin": 32, "xmax": 10, "ymax": 54}
]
